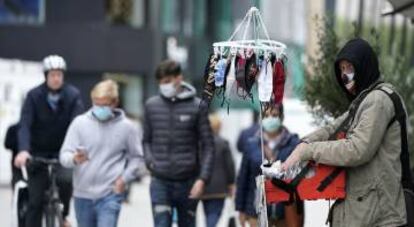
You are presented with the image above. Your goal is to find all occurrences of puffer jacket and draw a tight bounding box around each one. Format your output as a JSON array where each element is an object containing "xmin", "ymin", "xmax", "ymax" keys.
[
  {"xmin": 301, "ymin": 83, "xmax": 407, "ymax": 227},
  {"xmin": 143, "ymin": 82, "xmax": 214, "ymax": 182}
]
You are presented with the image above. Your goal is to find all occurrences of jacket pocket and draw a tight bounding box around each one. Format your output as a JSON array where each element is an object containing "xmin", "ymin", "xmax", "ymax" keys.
[{"xmin": 345, "ymin": 184, "xmax": 380, "ymax": 226}]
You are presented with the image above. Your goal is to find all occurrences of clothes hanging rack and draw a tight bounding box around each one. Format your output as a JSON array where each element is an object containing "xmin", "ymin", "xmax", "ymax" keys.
[
  {"xmin": 211, "ymin": 6, "xmax": 288, "ymax": 162},
  {"xmin": 210, "ymin": 7, "xmax": 290, "ymax": 227},
  {"xmin": 212, "ymin": 7, "xmax": 287, "ymax": 59}
]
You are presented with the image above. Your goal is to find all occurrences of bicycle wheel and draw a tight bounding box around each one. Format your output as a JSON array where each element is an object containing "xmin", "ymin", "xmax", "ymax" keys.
[
  {"xmin": 44, "ymin": 202, "xmax": 64, "ymax": 227},
  {"xmin": 54, "ymin": 203, "xmax": 64, "ymax": 227},
  {"xmin": 44, "ymin": 203, "xmax": 55, "ymax": 227}
]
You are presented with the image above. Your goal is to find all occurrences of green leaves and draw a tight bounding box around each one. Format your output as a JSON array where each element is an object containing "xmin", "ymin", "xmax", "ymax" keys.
[{"xmin": 303, "ymin": 16, "xmax": 349, "ymax": 125}]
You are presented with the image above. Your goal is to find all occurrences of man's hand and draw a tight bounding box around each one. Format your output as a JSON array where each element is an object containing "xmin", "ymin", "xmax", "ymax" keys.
[
  {"xmin": 73, "ymin": 150, "xmax": 88, "ymax": 165},
  {"xmin": 113, "ymin": 177, "xmax": 126, "ymax": 194},
  {"xmin": 282, "ymin": 143, "xmax": 308, "ymax": 171},
  {"xmin": 14, "ymin": 151, "xmax": 31, "ymax": 168},
  {"xmin": 189, "ymin": 179, "xmax": 205, "ymax": 199},
  {"xmin": 239, "ymin": 212, "xmax": 247, "ymax": 227}
]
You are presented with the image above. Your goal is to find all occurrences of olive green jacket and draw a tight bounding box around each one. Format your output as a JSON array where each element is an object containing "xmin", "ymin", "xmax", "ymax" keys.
[{"xmin": 301, "ymin": 83, "xmax": 406, "ymax": 227}]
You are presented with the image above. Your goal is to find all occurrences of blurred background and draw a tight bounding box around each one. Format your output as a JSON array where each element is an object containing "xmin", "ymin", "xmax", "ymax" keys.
[{"xmin": 0, "ymin": 0, "xmax": 413, "ymax": 226}]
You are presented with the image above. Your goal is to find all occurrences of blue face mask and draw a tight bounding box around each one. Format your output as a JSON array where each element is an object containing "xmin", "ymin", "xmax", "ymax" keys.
[
  {"xmin": 47, "ymin": 92, "xmax": 61, "ymax": 111},
  {"xmin": 47, "ymin": 93, "xmax": 60, "ymax": 103},
  {"xmin": 262, "ymin": 117, "xmax": 282, "ymax": 133},
  {"xmin": 92, "ymin": 105, "xmax": 113, "ymax": 121}
]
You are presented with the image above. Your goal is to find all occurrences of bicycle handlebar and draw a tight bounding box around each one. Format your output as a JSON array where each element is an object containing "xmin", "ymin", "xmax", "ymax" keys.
[
  {"xmin": 29, "ymin": 157, "xmax": 60, "ymax": 165},
  {"xmin": 20, "ymin": 157, "xmax": 60, "ymax": 181}
]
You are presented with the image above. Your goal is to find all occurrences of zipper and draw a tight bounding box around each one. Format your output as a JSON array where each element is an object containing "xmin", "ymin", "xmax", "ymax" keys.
[
  {"xmin": 168, "ymin": 100, "xmax": 174, "ymax": 174},
  {"xmin": 91, "ymin": 120, "xmax": 103, "ymax": 194}
]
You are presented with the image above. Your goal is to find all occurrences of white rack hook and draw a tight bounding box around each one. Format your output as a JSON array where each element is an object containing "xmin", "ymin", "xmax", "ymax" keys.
[{"xmin": 212, "ymin": 7, "xmax": 287, "ymax": 59}]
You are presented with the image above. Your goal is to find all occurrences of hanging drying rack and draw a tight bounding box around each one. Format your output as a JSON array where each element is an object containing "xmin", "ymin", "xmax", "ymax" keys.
[
  {"xmin": 210, "ymin": 8, "xmax": 290, "ymax": 226},
  {"xmin": 212, "ymin": 7, "xmax": 287, "ymax": 59},
  {"xmin": 212, "ymin": 6, "xmax": 289, "ymax": 162}
]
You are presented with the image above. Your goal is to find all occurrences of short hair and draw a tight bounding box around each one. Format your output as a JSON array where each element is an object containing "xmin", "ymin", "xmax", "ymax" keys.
[
  {"xmin": 208, "ymin": 113, "xmax": 222, "ymax": 133},
  {"xmin": 155, "ymin": 60, "xmax": 182, "ymax": 80},
  {"xmin": 91, "ymin": 79, "xmax": 119, "ymax": 101},
  {"xmin": 264, "ymin": 103, "xmax": 284, "ymax": 121}
]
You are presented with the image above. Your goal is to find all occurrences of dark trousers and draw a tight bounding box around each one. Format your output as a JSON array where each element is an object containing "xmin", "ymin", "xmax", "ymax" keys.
[
  {"xmin": 150, "ymin": 176, "xmax": 198, "ymax": 227},
  {"xmin": 25, "ymin": 164, "xmax": 73, "ymax": 227},
  {"xmin": 202, "ymin": 199, "xmax": 225, "ymax": 227}
]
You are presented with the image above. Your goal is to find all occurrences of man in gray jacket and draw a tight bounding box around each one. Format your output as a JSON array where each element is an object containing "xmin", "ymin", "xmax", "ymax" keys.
[
  {"xmin": 143, "ymin": 60, "xmax": 214, "ymax": 227},
  {"xmin": 60, "ymin": 80, "xmax": 144, "ymax": 227}
]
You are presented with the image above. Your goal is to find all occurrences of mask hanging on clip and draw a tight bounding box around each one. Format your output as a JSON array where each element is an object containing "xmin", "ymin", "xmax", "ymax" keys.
[
  {"xmin": 201, "ymin": 53, "xmax": 219, "ymax": 107},
  {"xmin": 258, "ymin": 52, "xmax": 273, "ymax": 103},
  {"xmin": 245, "ymin": 50, "xmax": 259, "ymax": 97},
  {"xmin": 273, "ymin": 58, "xmax": 286, "ymax": 105}
]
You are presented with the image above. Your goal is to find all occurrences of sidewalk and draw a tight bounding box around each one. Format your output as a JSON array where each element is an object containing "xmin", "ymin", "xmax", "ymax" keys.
[{"xmin": 0, "ymin": 176, "xmax": 237, "ymax": 227}]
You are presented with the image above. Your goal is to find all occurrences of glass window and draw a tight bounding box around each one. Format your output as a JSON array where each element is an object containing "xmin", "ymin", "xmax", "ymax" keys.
[
  {"xmin": 106, "ymin": 0, "xmax": 146, "ymax": 28},
  {"xmin": 103, "ymin": 73, "xmax": 144, "ymax": 118},
  {"xmin": 0, "ymin": 0, "xmax": 45, "ymax": 25}
]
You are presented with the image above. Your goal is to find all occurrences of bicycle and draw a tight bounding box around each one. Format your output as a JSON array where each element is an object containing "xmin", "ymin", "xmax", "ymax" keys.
[{"xmin": 28, "ymin": 157, "xmax": 65, "ymax": 227}]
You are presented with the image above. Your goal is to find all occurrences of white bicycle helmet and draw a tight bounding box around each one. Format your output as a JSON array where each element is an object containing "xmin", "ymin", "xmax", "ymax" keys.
[{"xmin": 43, "ymin": 55, "xmax": 66, "ymax": 72}]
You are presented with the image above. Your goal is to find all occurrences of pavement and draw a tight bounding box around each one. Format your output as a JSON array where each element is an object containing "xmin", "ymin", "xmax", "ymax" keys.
[
  {"xmin": 0, "ymin": 98, "xmax": 330, "ymax": 226},
  {"xmin": 0, "ymin": 175, "xmax": 330, "ymax": 227},
  {"xmin": 0, "ymin": 176, "xmax": 238, "ymax": 227}
]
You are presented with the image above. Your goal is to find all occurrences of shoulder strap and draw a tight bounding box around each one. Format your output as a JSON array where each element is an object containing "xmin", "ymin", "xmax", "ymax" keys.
[
  {"xmin": 377, "ymin": 87, "xmax": 414, "ymax": 190},
  {"xmin": 329, "ymin": 81, "xmax": 385, "ymax": 140},
  {"xmin": 317, "ymin": 168, "xmax": 343, "ymax": 192}
]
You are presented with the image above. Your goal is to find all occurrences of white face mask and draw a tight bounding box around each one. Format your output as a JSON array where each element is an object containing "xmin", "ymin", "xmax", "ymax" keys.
[
  {"xmin": 159, "ymin": 82, "xmax": 177, "ymax": 98},
  {"xmin": 341, "ymin": 72, "xmax": 355, "ymax": 92},
  {"xmin": 344, "ymin": 72, "xmax": 354, "ymax": 82}
]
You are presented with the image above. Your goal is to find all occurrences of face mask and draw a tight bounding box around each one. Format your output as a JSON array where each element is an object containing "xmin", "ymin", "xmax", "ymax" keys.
[
  {"xmin": 341, "ymin": 72, "xmax": 356, "ymax": 92},
  {"xmin": 159, "ymin": 82, "xmax": 177, "ymax": 98},
  {"xmin": 262, "ymin": 117, "xmax": 282, "ymax": 133},
  {"xmin": 92, "ymin": 105, "xmax": 113, "ymax": 121},
  {"xmin": 47, "ymin": 93, "xmax": 60, "ymax": 104},
  {"xmin": 341, "ymin": 72, "xmax": 355, "ymax": 84}
]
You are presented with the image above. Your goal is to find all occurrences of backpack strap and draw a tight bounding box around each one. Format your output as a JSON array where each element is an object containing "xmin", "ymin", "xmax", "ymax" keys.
[
  {"xmin": 377, "ymin": 87, "xmax": 414, "ymax": 190},
  {"xmin": 328, "ymin": 81, "xmax": 386, "ymax": 140}
]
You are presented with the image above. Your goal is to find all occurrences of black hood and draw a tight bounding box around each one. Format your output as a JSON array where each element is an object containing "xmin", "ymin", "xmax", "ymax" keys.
[{"xmin": 334, "ymin": 38, "xmax": 380, "ymax": 100}]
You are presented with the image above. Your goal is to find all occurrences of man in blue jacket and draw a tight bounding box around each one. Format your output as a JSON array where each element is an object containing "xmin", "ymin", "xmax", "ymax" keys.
[{"xmin": 14, "ymin": 55, "xmax": 84, "ymax": 227}]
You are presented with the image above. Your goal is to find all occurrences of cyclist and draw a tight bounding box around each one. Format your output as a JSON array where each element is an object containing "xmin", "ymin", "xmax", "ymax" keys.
[{"xmin": 14, "ymin": 55, "xmax": 85, "ymax": 227}]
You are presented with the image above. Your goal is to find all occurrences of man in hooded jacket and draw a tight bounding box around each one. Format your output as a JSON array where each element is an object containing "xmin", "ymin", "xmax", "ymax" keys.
[
  {"xmin": 143, "ymin": 60, "xmax": 214, "ymax": 227},
  {"xmin": 282, "ymin": 38, "xmax": 409, "ymax": 226}
]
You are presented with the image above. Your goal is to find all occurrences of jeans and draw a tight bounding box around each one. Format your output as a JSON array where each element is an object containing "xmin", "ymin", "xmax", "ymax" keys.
[
  {"xmin": 25, "ymin": 163, "xmax": 72, "ymax": 227},
  {"xmin": 202, "ymin": 199, "xmax": 225, "ymax": 227},
  {"xmin": 74, "ymin": 193, "xmax": 125, "ymax": 227},
  {"xmin": 150, "ymin": 177, "xmax": 198, "ymax": 227}
]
